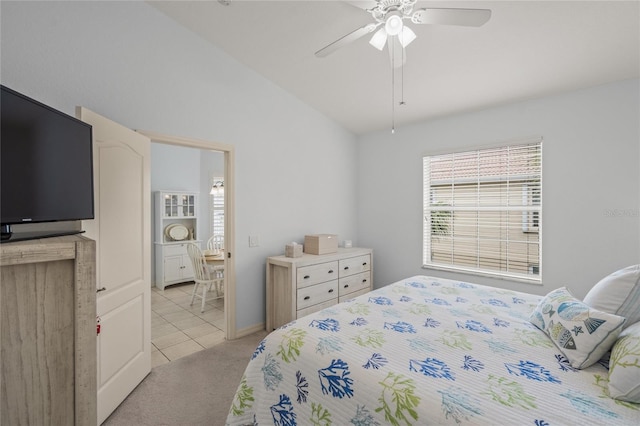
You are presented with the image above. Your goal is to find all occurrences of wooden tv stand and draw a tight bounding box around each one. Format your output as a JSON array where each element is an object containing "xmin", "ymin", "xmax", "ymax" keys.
[{"xmin": 1, "ymin": 235, "xmax": 96, "ymax": 425}]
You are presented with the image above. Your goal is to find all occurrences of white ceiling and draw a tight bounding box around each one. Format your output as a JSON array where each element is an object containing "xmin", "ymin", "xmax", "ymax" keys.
[{"xmin": 149, "ymin": 0, "xmax": 640, "ymax": 135}]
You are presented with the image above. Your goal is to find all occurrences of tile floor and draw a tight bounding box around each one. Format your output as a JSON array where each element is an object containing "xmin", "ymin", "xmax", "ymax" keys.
[{"xmin": 151, "ymin": 282, "xmax": 225, "ymax": 368}]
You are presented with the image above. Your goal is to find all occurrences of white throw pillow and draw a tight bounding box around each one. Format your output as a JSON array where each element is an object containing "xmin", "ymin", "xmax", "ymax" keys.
[
  {"xmin": 583, "ymin": 265, "xmax": 640, "ymax": 329},
  {"xmin": 529, "ymin": 287, "xmax": 626, "ymax": 369},
  {"xmin": 609, "ymin": 321, "xmax": 640, "ymax": 403}
]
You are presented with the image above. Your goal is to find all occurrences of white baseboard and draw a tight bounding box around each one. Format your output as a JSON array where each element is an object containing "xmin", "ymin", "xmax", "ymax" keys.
[{"xmin": 234, "ymin": 322, "xmax": 266, "ymax": 339}]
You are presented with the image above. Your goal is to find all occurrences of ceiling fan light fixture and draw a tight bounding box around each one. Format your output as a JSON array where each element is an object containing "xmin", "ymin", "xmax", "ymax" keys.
[
  {"xmin": 399, "ymin": 26, "xmax": 416, "ymax": 48},
  {"xmin": 384, "ymin": 14, "xmax": 404, "ymax": 36},
  {"xmin": 369, "ymin": 27, "xmax": 388, "ymax": 50}
]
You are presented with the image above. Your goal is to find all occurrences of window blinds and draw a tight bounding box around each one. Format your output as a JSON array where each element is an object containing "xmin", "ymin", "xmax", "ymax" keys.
[
  {"xmin": 423, "ymin": 140, "xmax": 542, "ymax": 281},
  {"xmin": 211, "ymin": 177, "xmax": 225, "ymax": 243}
]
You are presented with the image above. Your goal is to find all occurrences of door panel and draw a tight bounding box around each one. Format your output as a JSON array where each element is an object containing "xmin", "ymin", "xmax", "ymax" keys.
[
  {"xmin": 98, "ymin": 146, "xmax": 145, "ymax": 288},
  {"xmin": 78, "ymin": 107, "xmax": 151, "ymax": 425},
  {"xmin": 98, "ymin": 293, "xmax": 145, "ymax": 382}
]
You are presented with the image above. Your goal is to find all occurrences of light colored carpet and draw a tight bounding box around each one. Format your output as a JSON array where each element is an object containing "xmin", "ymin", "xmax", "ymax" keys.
[{"xmin": 103, "ymin": 330, "xmax": 268, "ymax": 426}]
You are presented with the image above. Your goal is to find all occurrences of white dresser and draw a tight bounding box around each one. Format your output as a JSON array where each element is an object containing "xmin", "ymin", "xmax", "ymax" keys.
[{"xmin": 266, "ymin": 247, "xmax": 373, "ymax": 330}]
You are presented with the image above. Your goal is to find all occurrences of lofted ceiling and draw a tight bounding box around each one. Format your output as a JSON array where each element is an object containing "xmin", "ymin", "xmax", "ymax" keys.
[{"xmin": 148, "ymin": 0, "xmax": 640, "ymax": 135}]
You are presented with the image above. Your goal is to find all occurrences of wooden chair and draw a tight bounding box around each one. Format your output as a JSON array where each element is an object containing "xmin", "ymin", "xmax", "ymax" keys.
[
  {"xmin": 205, "ymin": 235, "xmax": 225, "ymax": 295},
  {"xmin": 186, "ymin": 243, "xmax": 223, "ymax": 313},
  {"xmin": 206, "ymin": 235, "xmax": 224, "ymax": 253}
]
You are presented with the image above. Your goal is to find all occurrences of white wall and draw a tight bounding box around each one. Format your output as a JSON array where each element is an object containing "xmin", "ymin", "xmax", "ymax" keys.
[
  {"xmin": 151, "ymin": 144, "xmax": 201, "ymax": 194},
  {"xmin": 1, "ymin": 1, "xmax": 358, "ymax": 331},
  {"xmin": 357, "ymin": 79, "xmax": 640, "ymax": 299}
]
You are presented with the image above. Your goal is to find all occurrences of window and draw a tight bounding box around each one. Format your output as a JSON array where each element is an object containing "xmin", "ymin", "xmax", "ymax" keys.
[{"xmin": 423, "ymin": 140, "xmax": 542, "ymax": 281}]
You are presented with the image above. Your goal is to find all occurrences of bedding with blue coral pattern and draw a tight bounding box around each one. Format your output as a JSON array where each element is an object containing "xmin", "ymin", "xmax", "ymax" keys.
[{"xmin": 226, "ymin": 276, "xmax": 640, "ymax": 425}]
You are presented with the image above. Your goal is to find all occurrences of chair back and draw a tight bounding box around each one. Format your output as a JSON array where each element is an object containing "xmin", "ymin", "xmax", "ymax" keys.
[
  {"xmin": 186, "ymin": 243, "xmax": 210, "ymax": 281},
  {"xmin": 207, "ymin": 235, "xmax": 224, "ymax": 252}
]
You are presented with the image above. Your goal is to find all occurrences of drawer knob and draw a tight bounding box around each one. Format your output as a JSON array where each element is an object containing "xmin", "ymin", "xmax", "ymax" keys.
[
  {"xmin": 328, "ymin": 270, "xmax": 334, "ymax": 274},
  {"xmin": 362, "ymin": 262, "xmax": 367, "ymax": 266},
  {"xmin": 304, "ymin": 296, "xmax": 310, "ymax": 300},
  {"xmin": 344, "ymin": 266, "xmax": 350, "ymax": 270},
  {"xmin": 362, "ymin": 279, "xmax": 367, "ymax": 283},
  {"xmin": 328, "ymin": 289, "xmax": 334, "ymax": 293},
  {"xmin": 344, "ymin": 284, "xmax": 349, "ymax": 288},
  {"xmin": 304, "ymin": 275, "xmax": 310, "ymax": 279}
]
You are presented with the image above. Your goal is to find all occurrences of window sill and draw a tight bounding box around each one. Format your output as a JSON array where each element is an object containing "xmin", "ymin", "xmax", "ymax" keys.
[{"xmin": 422, "ymin": 264, "xmax": 542, "ymax": 285}]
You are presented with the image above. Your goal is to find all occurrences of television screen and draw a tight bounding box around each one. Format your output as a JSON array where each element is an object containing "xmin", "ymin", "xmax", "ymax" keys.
[{"xmin": 1, "ymin": 85, "xmax": 94, "ymax": 238}]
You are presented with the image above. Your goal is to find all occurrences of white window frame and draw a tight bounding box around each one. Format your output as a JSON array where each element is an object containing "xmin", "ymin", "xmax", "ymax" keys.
[{"xmin": 422, "ymin": 138, "xmax": 542, "ymax": 283}]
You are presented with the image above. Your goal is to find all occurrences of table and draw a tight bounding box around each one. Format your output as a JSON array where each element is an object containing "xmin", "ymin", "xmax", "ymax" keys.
[{"xmin": 204, "ymin": 252, "xmax": 224, "ymax": 266}]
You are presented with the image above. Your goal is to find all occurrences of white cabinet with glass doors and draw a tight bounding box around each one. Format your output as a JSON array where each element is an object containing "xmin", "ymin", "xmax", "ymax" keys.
[{"xmin": 154, "ymin": 191, "xmax": 200, "ymax": 290}]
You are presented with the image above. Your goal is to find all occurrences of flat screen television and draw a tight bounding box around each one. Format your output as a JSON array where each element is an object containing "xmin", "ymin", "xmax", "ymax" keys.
[{"xmin": 1, "ymin": 85, "xmax": 94, "ymax": 242}]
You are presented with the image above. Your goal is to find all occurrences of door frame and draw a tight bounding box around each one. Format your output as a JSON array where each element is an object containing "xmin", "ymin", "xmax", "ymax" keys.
[{"xmin": 137, "ymin": 130, "xmax": 237, "ymax": 340}]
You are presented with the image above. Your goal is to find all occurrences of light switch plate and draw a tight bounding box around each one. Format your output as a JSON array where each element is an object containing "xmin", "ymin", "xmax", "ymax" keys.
[{"xmin": 249, "ymin": 235, "xmax": 259, "ymax": 247}]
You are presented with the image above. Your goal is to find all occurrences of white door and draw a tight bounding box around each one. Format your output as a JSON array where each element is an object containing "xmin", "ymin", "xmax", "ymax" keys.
[{"xmin": 78, "ymin": 107, "xmax": 151, "ymax": 424}]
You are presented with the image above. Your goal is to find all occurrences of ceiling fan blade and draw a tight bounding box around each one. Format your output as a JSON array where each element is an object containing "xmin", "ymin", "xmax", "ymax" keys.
[
  {"xmin": 344, "ymin": 1, "xmax": 377, "ymax": 11},
  {"xmin": 315, "ymin": 23, "xmax": 379, "ymax": 58},
  {"xmin": 411, "ymin": 8, "xmax": 491, "ymax": 27}
]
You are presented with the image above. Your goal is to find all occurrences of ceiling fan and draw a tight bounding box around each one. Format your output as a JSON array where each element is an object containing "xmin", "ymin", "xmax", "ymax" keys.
[{"xmin": 315, "ymin": 0, "xmax": 491, "ymax": 62}]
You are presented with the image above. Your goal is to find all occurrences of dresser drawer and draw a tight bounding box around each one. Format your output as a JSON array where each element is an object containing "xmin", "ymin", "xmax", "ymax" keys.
[
  {"xmin": 339, "ymin": 271, "xmax": 371, "ymax": 296},
  {"xmin": 297, "ymin": 299, "xmax": 336, "ymax": 318},
  {"xmin": 297, "ymin": 261, "xmax": 339, "ymax": 289},
  {"xmin": 164, "ymin": 243, "xmax": 189, "ymax": 257},
  {"xmin": 339, "ymin": 287, "xmax": 370, "ymax": 303},
  {"xmin": 297, "ymin": 279, "xmax": 338, "ymax": 310},
  {"xmin": 339, "ymin": 254, "xmax": 371, "ymax": 278}
]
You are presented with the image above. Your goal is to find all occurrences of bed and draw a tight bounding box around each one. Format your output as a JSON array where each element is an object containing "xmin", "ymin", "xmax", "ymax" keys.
[{"xmin": 226, "ymin": 275, "xmax": 640, "ymax": 425}]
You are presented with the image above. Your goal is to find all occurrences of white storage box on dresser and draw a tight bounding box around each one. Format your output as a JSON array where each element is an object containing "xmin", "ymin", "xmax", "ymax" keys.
[
  {"xmin": 154, "ymin": 191, "xmax": 200, "ymax": 290},
  {"xmin": 303, "ymin": 234, "xmax": 338, "ymax": 255},
  {"xmin": 266, "ymin": 247, "xmax": 373, "ymax": 330}
]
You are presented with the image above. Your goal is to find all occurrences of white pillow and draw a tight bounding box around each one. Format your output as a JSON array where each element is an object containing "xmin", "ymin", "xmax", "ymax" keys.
[
  {"xmin": 583, "ymin": 265, "xmax": 640, "ymax": 329},
  {"xmin": 609, "ymin": 321, "xmax": 640, "ymax": 403},
  {"xmin": 529, "ymin": 287, "xmax": 626, "ymax": 369}
]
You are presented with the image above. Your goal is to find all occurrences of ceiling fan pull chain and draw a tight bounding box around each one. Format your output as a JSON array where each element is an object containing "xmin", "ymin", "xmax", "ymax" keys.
[
  {"xmin": 400, "ymin": 46, "xmax": 405, "ymax": 106},
  {"xmin": 391, "ymin": 39, "xmax": 396, "ymax": 134}
]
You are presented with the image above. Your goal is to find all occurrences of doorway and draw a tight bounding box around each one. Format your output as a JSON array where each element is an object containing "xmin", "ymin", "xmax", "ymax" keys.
[{"xmin": 138, "ymin": 130, "xmax": 236, "ymax": 366}]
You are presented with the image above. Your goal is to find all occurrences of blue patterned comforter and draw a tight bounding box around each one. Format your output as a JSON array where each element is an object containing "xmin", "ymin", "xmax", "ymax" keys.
[{"xmin": 227, "ymin": 275, "xmax": 640, "ymax": 425}]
